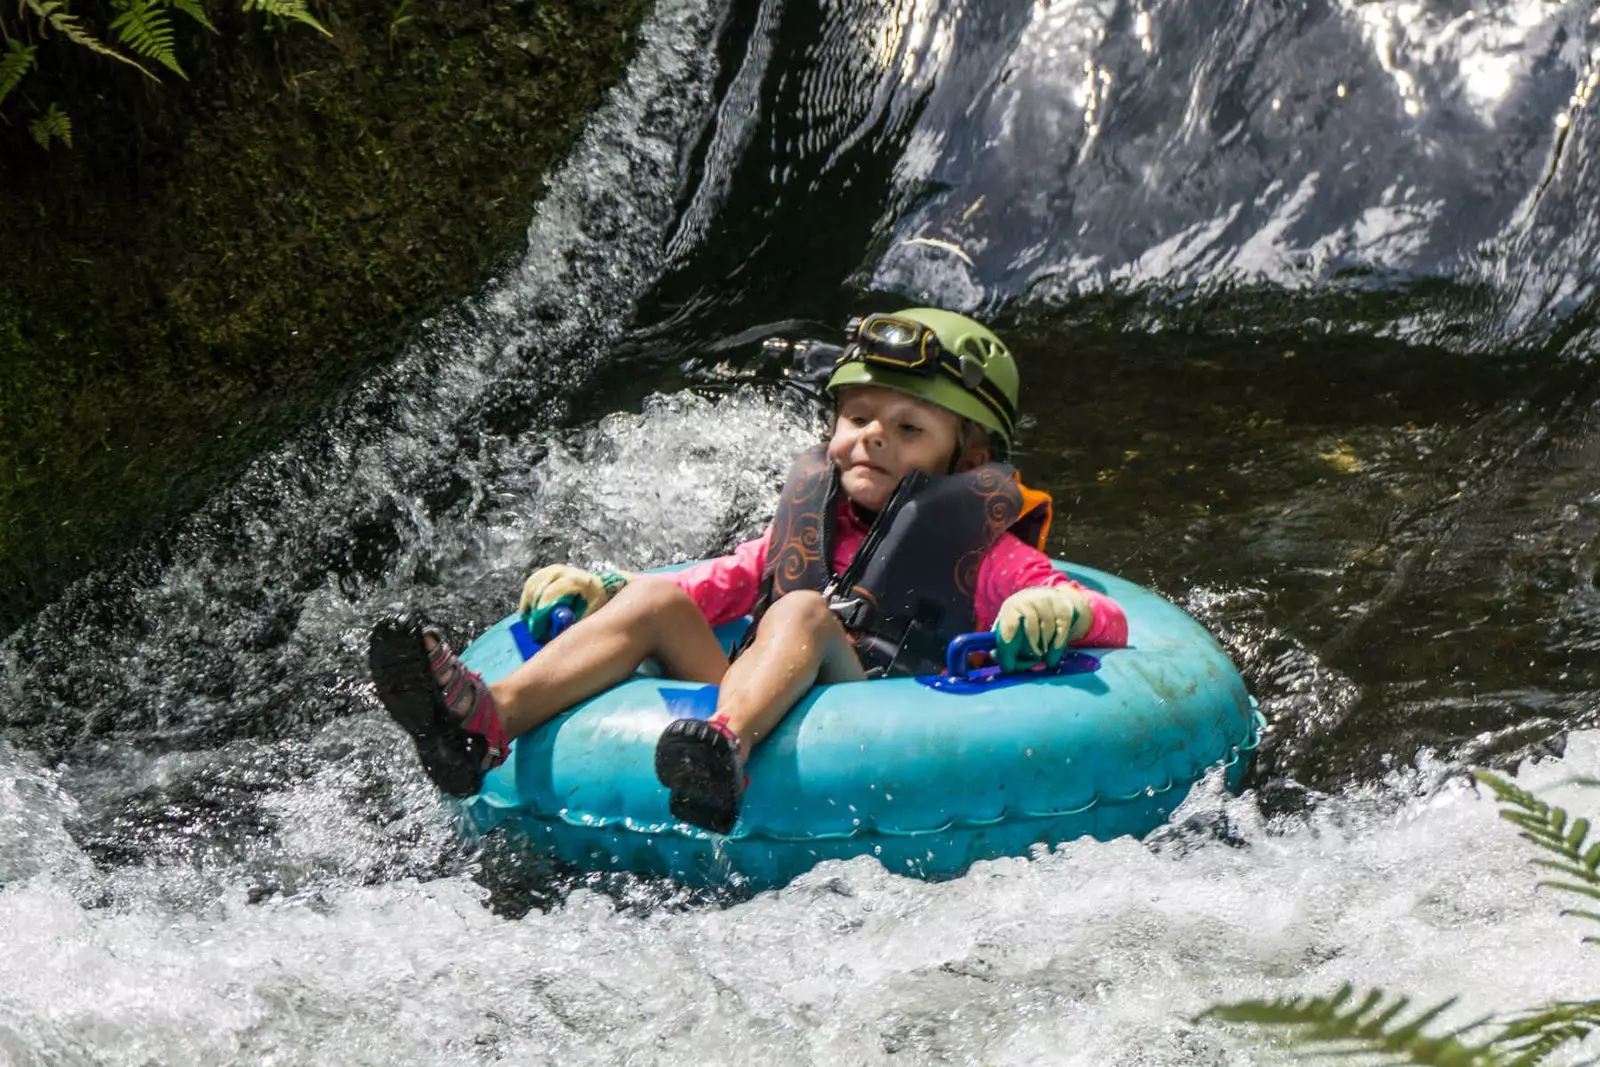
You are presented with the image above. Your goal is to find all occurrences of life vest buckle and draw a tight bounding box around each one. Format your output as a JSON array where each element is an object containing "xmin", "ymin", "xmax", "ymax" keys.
[{"xmin": 826, "ymin": 595, "xmax": 869, "ymax": 630}]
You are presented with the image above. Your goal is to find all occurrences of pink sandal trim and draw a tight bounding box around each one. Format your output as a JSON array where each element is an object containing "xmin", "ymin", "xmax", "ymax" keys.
[
  {"xmin": 705, "ymin": 715, "xmax": 749, "ymax": 788},
  {"xmin": 425, "ymin": 630, "xmax": 509, "ymax": 769},
  {"xmin": 705, "ymin": 715, "xmax": 743, "ymax": 755}
]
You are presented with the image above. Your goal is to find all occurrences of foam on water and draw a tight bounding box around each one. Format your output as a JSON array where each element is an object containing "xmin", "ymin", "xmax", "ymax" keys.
[
  {"xmin": 480, "ymin": 388, "xmax": 822, "ymax": 577},
  {"xmin": 5, "ymin": 721, "xmax": 1599, "ymax": 1063}
]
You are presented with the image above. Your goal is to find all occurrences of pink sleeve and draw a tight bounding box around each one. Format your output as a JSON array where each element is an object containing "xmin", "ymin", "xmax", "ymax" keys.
[
  {"xmin": 974, "ymin": 534, "xmax": 1129, "ymax": 648},
  {"xmin": 662, "ymin": 530, "xmax": 771, "ymax": 627}
]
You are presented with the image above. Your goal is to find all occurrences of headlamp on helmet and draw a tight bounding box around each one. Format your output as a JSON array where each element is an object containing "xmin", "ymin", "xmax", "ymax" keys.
[{"xmin": 831, "ymin": 311, "xmax": 1018, "ymax": 454}]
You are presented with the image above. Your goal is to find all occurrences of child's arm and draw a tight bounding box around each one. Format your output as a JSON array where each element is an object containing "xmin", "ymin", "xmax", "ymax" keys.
[
  {"xmin": 975, "ymin": 534, "xmax": 1129, "ymax": 648},
  {"xmin": 517, "ymin": 534, "xmax": 772, "ymax": 637},
  {"xmin": 659, "ymin": 531, "xmax": 772, "ymax": 627}
]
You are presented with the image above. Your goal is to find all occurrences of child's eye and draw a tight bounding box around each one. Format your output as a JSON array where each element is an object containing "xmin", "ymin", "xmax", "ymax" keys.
[
  {"xmin": 899, "ymin": 423, "xmax": 923, "ymax": 435},
  {"xmin": 847, "ymin": 415, "xmax": 868, "ymax": 427}
]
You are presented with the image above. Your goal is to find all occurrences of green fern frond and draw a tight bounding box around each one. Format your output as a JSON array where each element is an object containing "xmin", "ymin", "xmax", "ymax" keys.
[
  {"xmin": 1493, "ymin": 1001, "xmax": 1600, "ymax": 1066},
  {"xmin": 28, "ymin": 101, "xmax": 71, "ymax": 147},
  {"xmin": 23, "ymin": 0, "xmax": 158, "ymax": 79},
  {"xmin": 0, "ymin": 39, "xmax": 36, "ymax": 107},
  {"xmin": 110, "ymin": 0, "xmax": 184, "ymax": 77},
  {"xmin": 164, "ymin": 0, "xmax": 216, "ymax": 32},
  {"xmin": 1475, "ymin": 770, "xmax": 1600, "ymax": 918},
  {"xmin": 1200, "ymin": 985, "xmax": 1499, "ymax": 1065},
  {"xmin": 1499, "ymin": 1034, "xmax": 1568, "ymax": 1067},
  {"xmin": 240, "ymin": 0, "xmax": 330, "ymax": 37},
  {"xmin": 1563, "ymin": 908, "xmax": 1600, "ymax": 940}
]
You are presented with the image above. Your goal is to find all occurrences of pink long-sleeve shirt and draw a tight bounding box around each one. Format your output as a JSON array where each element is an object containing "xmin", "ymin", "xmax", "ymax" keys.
[{"xmin": 665, "ymin": 499, "xmax": 1128, "ymax": 646}]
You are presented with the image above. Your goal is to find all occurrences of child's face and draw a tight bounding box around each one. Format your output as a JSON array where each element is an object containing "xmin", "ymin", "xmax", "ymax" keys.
[{"xmin": 827, "ymin": 386, "xmax": 972, "ymax": 511}]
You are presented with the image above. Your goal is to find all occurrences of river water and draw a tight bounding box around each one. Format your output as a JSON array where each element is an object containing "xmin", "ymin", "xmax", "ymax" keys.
[{"xmin": 4, "ymin": 0, "xmax": 1600, "ymax": 1062}]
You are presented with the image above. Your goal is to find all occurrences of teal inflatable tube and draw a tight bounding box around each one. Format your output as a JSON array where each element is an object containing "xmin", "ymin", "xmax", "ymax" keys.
[{"xmin": 457, "ymin": 562, "xmax": 1260, "ymax": 889}]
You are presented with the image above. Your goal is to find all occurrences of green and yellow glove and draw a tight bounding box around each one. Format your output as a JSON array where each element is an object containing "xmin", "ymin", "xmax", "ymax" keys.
[
  {"xmin": 992, "ymin": 585, "xmax": 1093, "ymax": 673},
  {"xmin": 517, "ymin": 564, "xmax": 629, "ymax": 640}
]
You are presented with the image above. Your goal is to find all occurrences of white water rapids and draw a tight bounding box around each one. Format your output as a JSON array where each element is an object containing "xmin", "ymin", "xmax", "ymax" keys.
[{"xmin": 4, "ymin": 725, "xmax": 1599, "ymax": 1064}]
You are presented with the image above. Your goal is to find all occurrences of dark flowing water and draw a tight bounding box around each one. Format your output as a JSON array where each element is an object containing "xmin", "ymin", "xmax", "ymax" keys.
[{"xmin": 4, "ymin": 1, "xmax": 1600, "ymax": 1062}]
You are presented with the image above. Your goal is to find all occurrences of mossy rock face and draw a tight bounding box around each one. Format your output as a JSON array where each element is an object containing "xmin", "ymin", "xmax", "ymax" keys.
[{"xmin": 0, "ymin": 0, "xmax": 652, "ymax": 632}]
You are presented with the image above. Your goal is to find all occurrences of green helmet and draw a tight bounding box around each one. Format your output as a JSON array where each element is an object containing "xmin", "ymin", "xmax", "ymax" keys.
[{"xmin": 825, "ymin": 307, "xmax": 1020, "ymax": 457}]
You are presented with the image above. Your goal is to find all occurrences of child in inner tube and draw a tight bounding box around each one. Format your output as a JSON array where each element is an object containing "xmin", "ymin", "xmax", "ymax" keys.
[{"xmin": 368, "ymin": 308, "xmax": 1129, "ymax": 834}]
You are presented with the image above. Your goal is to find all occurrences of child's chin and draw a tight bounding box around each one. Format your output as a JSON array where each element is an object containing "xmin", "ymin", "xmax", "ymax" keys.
[{"xmin": 842, "ymin": 481, "xmax": 890, "ymax": 511}]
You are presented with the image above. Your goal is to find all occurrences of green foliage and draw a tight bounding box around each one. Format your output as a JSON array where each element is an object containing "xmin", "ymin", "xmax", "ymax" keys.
[
  {"xmin": 168, "ymin": 0, "xmax": 216, "ymax": 33},
  {"xmin": 1, "ymin": 0, "xmax": 328, "ymax": 146},
  {"xmin": 1475, "ymin": 769, "xmax": 1600, "ymax": 936},
  {"xmin": 1203, "ymin": 768, "xmax": 1600, "ymax": 1065},
  {"xmin": 28, "ymin": 101, "xmax": 71, "ymax": 147},
  {"xmin": 1497, "ymin": 1003, "xmax": 1600, "ymax": 1065},
  {"xmin": 1204, "ymin": 987, "xmax": 1498, "ymax": 1065},
  {"xmin": 0, "ymin": 40, "xmax": 38, "ymax": 106},
  {"xmin": 22, "ymin": 0, "xmax": 157, "ymax": 79},
  {"xmin": 109, "ymin": 0, "xmax": 183, "ymax": 78},
  {"xmin": 388, "ymin": 0, "xmax": 412, "ymax": 52},
  {"xmin": 240, "ymin": 0, "xmax": 330, "ymax": 37}
]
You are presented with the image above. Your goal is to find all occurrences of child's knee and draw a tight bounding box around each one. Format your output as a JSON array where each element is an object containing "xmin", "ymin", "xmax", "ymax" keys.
[
  {"xmin": 616, "ymin": 575, "xmax": 698, "ymax": 617},
  {"xmin": 765, "ymin": 590, "xmax": 836, "ymax": 632}
]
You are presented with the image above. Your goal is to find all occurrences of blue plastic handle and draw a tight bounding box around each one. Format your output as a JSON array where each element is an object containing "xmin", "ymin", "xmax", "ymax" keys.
[
  {"xmin": 945, "ymin": 631, "xmax": 1000, "ymax": 680},
  {"xmin": 928, "ymin": 629, "xmax": 1102, "ymax": 694},
  {"xmin": 550, "ymin": 605, "xmax": 577, "ymax": 636},
  {"xmin": 509, "ymin": 605, "xmax": 579, "ymax": 662}
]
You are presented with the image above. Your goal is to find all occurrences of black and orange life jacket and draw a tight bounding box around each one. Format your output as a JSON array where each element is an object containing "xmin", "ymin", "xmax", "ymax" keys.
[{"xmin": 748, "ymin": 444, "xmax": 1053, "ymax": 677}]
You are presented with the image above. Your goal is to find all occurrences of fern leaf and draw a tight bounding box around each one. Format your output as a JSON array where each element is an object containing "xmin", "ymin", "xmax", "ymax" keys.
[
  {"xmin": 1493, "ymin": 1001, "xmax": 1600, "ymax": 1066},
  {"xmin": 0, "ymin": 39, "xmax": 36, "ymax": 108},
  {"xmin": 23, "ymin": 0, "xmax": 159, "ymax": 80},
  {"xmin": 1531, "ymin": 858, "xmax": 1600, "ymax": 882},
  {"xmin": 1200, "ymin": 985, "xmax": 1500, "ymax": 1065},
  {"xmin": 110, "ymin": 0, "xmax": 184, "ymax": 77},
  {"xmin": 1537, "ymin": 880, "xmax": 1600, "ymax": 904},
  {"xmin": 1501, "ymin": 808, "xmax": 1567, "ymax": 841},
  {"xmin": 164, "ymin": 0, "xmax": 216, "ymax": 32},
  {"xmin": 1500, "ymin": 1030, "xmax": 1588, "ymax": 1067},
  {"xmin": 1476, "ymin": 770, "xmax": 1600, "ymax": 905},
  {"xmin": 28, "ymin": 101, "xmax": 71, "ymax": 147},
  {"xmin": 1476, "ymin": 771, "xmax": 1539, "ymax": 812},
  {"xmin": 240, "ymin": 0, "xmax": 331, "ymax": 37}
]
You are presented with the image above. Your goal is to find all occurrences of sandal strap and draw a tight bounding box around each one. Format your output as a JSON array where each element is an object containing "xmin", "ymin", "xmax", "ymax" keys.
[
  {"xmin": 423, "ymin": 626, "xmax": 508, "ymax": 767},
  {"xmin": 705, "ymin": 715, "xmax": 743, "ymax": 756}
]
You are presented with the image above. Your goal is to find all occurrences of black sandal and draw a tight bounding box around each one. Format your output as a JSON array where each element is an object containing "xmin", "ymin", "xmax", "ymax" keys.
[
  {"xmin": 368, "ymin": 612, "xmax": 506, "ymax": 798},
  {"xmin": 654, "ymin": 718, "xmax": 745, "ymax": 834}
]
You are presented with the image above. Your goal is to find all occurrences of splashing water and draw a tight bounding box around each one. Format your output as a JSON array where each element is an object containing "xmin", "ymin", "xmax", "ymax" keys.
[{"xmin": 5, "ymin": 720, "xmax": 1600, "ymax": 1063}]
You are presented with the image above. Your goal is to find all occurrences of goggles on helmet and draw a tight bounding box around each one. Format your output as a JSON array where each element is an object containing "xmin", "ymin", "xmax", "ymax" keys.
[{"xmin": 835, "ymin": 313, "xmax": 1017, "ymax": 440}]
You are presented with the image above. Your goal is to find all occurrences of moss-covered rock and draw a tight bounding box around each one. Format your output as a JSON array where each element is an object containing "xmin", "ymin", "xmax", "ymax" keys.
[{"xmin": 0, "ymin": 0, "xmax": 651, "ymax": 632}]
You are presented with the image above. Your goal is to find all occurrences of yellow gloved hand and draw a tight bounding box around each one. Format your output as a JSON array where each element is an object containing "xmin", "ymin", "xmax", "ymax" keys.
[
  {"xmin": 991, "ymin": 585, "xmax": 1093, "ymax": 673},
  {"xmin": 517, "ymin": 564, "xmax": 628, "ymax": 640}
]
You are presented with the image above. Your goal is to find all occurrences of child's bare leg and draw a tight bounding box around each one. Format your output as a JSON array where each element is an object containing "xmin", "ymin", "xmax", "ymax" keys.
[
  {"xmin": 712, "ymin": 590, "xmax": 866, "ymax": 749},
  {"xmin": 369, "ymin": 576, "xmax": 725, "ymax": 798},
  {"xmin": 653, "ymin": 590, "xmax": 864, "ymax": 832},
  {"xmin": 493, "ymin": 575, "xmax": 727, "ymax": 738}
]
